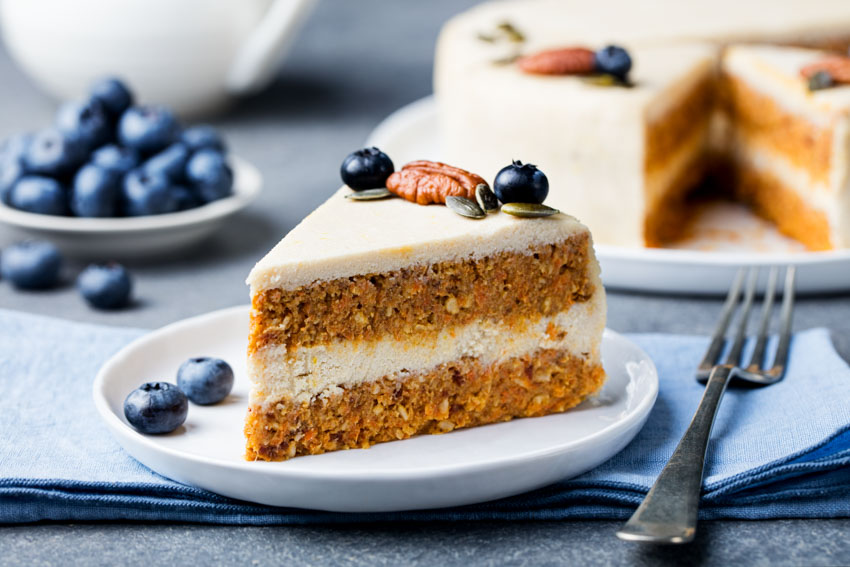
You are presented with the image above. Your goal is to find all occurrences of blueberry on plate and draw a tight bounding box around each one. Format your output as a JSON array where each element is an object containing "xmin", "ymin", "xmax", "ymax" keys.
[
  {"xmin": 185, "ymin": 149, "xmax": 233, "ymax": 203},
  {"xmin": 121, "ymin": 169, "xmax": 178, "ymax": 216},
  {"xmin": 118, "ymin": 105, "xmax": 179, "ymax": 154},
  {"xmin": 594, "ymin": 45, "xmax": 632, "ymax": 80},
  {"xmin": 0, "ymin": 158, "xmax": 24, "ymax": 205},
  {"xmin": 340, "ymin": 147, "xmax": 394, "ymax": 190},
  {"xmin": 171, "ymin": 185, "xmax": 201, "ymax": 211},
  {"xmin": 177, "ymin": 357, "xmax": 234, "ymax": 405},
  {"xmin": 493, "ymin": 160, "xmax": 549, "ymax": 205},
  {"xmin": 55, "ymin": 98, "xmax": 111, "ymax": 151},
  {"xmin": 22, "ymin": 129, "xmax": 86, "ymax": 177},
  {"xmin": 181, "ymin": 125, "xmax": 226, "ymax": 153},
  {"xmin": 70, "ymin": 164, "xmax": 121, "ymax": 217},
  {"xmin": 90, "ymin": 77, "xmax": 133, "ymax": 117},
  {"xmin": 9, "ymin": 176, "xmax": 67, "ymax": 215},
  {"xmin": 123, "ymin": 382, "xmax": 188, "ymax": 434},
  {"xmin": 77, "ymin": 262, "xmax": 133, "ymax": 309},
  {"xmin": 0, "ymin": 240, "xmax": 62, "ymax": 289},
  {"xmin": 143, "ymin": 143, "xmax": 190, "ymax": 181},
  {"xmin": 91, "ymin": 144, "xmax": 140, "ymax": 175}
]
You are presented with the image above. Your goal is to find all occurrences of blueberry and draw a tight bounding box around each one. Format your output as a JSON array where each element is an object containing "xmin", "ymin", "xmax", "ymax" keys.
[
  {"xmin": 493, "ymin": 160, "xmax": 549, "ymax": 204},
  {"xmin": 22, "ymin": 129, "xmax": 86, "ymax": 177},
  {"xmin": 340, "ymin": 147, "xmax": 394, "ymax": 190},
  {"xmin": 143, "ymin": 143, "xmax": 189, "ymax": 181},
  {"xmin": 594, "ymin": 45, "xmax": 632, "ymax": 80},
  {"xmin": 0, "ymin": 240, "xmax": 62, "ymax": 289},
  {"xmin": 177, "ymin": 357, "xmax": 234, "ymax": 405},
  {"xmin": 0, "ymin": 133, "xmax": 32, "ymax": 163},
  {"xmin": 118, "ymin": 105, "xmax": 179, "ymax": 154},
  {"xmin": 123, "ymin": 382, "xmax": 188, "ymax": 434},
  {"xmin": 0, "ymin": 158, "xmax": 24, "ymax": 205},
  {"xmin": 91, "ymin": 144, "xmax": 140, "ymax": 175},
  {"xmin": 77, "ymin": 262, "xmax": 133, "ymax": 309},
  {"xmin": 90, "ymin": 77, "xmax": 133, "ymax": 117},
  {"xmin": 121, "ymin": 170, "xmax": 178, "ymax": 216},
  {"xmin": 185, "ymin": 149, "xmax": 233, "ymax": 203},
  {"xmin": 181, "ymin": 125, "xmax": 226, "ymax": 153},
  {"xmin": 171, "ymin": 185, "xmax": 201, "ymax": 211},
  {"xmin": 9, "ymin": 176, "xmax": 66, "ymax": 215},
  {"xmin": 70, "ymin": 164, "xmax": 121, "ymax": 217},
  {"xmin": 55, "ymin": 98, "xmax": 111, "ymax": 151}
]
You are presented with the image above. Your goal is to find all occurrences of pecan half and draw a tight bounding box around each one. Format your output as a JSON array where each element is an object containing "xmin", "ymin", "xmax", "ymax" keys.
[
  {"xmin": 800, "ymin": 56, "xmax": 850, "ymax": 84},
  {"xmin": 518, "ymin": 47, "xmax": 596, "ymax": 76},
  {"xmin": 386, "ymin": 160, "xmax": 488, "ymax": 205}
]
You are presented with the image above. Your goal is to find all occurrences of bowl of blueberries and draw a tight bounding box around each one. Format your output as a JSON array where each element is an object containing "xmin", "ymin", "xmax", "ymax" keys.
[{"xmin": 0, "ymin": 78, "xmax": 262, "ymax": 258}]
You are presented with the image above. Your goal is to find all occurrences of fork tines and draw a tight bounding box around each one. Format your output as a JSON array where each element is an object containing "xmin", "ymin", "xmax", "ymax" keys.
[{"xmin": 697, "ymin": 266, "xmax": 797, "ymax": 383}]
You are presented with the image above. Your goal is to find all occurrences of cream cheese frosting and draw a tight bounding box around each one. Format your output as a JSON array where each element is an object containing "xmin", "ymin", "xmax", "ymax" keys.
[
  {"xmin": 247, "ymin": 186, "xmax": 591, "ymax": 293},
  {"xmin": 249, "ymin": 287, "xmax": 606, "ymax": 406},
  {"xmin": 436, "ymin": 42, "xmax": 716, "ymax": 247}
]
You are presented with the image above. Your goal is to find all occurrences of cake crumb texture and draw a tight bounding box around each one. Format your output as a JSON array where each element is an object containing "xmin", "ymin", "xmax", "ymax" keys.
[{"xmin": 245, "ymin": 347, "xmax": 605, "ymax": 461}]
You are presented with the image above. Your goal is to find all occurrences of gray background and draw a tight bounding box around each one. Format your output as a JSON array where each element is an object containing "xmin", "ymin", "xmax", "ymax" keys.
[{"xmin": 1, "ymin": 1, "xmax": 849, "ymax": 565}]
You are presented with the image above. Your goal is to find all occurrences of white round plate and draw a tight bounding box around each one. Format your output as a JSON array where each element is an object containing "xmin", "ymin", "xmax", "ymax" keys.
[
  {"xmin": 0, "ymin": 156, "xmax": 262, "ymax": 259},
  {"xmin": 366, "ymin": 96, "xmax": 850, "ymax": 296},
  {"xmin": 93, "ymin": 305, "xmax": 658, "ymax": 513}
]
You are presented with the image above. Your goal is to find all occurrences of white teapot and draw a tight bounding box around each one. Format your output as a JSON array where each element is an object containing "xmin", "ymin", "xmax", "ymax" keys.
[{"xmin": 0, "ymin": 0, "xmax": 316, "ymax": 116}]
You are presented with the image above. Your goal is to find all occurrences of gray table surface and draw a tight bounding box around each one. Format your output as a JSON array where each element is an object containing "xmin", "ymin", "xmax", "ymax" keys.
[{"xmin": 1, "ymin": 1, "xmax": 849, "ymax": 565}]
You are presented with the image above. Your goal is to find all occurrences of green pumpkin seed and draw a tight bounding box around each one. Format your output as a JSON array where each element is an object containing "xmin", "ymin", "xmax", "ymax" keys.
[
  {"xmin": 582, "ymin": 74, "xmax": 635, "ymax": 88},
  {"xmin": 446, "ymin": 196, "xmax": 486, "ymax": 219},
  {"xmin": 475, "ymin": 184, "xmax": 500, "ymax": 213},
  {"xmin": 345, "ymin": 188, "xmax": 394, "ymax": 201},
  {"xmin": 497, "ymin": 22, "xmax": 525, "ymax": 43},
  {"xmin": 501, "ymin": 202, "xmax": 560, "ymax": 218}
]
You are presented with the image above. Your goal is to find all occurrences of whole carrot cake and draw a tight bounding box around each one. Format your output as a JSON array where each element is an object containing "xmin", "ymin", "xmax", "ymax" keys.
[
  {"xmin": 244, "ymin": 157, "xmax": 606, "ymax": 461},
  {"xmin": 435, "ymin": 0, "xmax": 850, "ymax": 250}
]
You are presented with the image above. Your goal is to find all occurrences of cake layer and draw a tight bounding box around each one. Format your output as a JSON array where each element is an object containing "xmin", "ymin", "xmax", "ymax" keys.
[
  {"xmin": 247, "ymin": 187, "xmax": 588, "ymax": 294},
  {"xmin": 250, "ymin": 234, "xmax": 594, "ymax": 353},
  {"xmin": 722, "ymin": 69, "xmax": 832, "ymax": 185},
  {"xmin": 730, "ymin": 158, "xmax": 833, "ymax": 251},
  {"xmin": 249, "ymin": 288, "xmax": 605, "ymax": 406},
  {"xmin": 722, "ymin": 45, "xmax": 850, "ymax": 249},
  {"xmin": 245, "ymin": 346, "xmax": 606, "ymax": 461}
]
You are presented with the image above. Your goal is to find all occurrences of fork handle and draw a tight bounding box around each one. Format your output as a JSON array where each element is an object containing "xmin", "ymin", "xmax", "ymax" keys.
[{"xmin": 616, "ymin": 365, "xmax": 735, "ymax": 544}]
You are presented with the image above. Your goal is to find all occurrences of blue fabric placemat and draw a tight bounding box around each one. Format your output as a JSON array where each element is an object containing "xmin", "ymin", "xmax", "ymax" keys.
[{"xmin": 1, "ymin": 308, "xmax": 848, "ymax": 524}]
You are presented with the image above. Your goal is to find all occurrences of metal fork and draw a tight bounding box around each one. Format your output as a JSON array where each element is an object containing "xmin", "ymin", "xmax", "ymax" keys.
[{"xmin": 616, "ymin": 266, "xmax": 797, "ymax": 544}]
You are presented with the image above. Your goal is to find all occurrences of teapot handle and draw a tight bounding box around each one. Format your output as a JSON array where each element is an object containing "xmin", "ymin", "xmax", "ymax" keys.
[{"xmin": 226, "ymin": 0, "xmax": 316, "ymax": 95}]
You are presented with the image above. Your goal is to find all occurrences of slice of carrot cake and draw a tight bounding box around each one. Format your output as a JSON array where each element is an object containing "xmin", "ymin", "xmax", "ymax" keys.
[
  {"xmin": 244, "ymin": 156, "xmax": 606, "ymax": 461},
  {"xmin": 721, "ymin": 45, "xmax": 850, "ymax": 250}
]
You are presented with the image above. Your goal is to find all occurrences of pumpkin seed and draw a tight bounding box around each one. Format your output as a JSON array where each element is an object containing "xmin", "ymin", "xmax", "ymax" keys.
[
  {"xmin": 501, "ymin": 202, "xmax": 560, "ymax": 218},
  {"xmin": 446, "ymin": 196, "xmax": 486, "ymax": 219},
  {"xmin": 475, "ymin": 184, "xmax": 500, "ymax": 213},
  {"xmin": 582, "ymin": 74, "xmax": 635, "ymax": 88},
  {"xmin": 345, "ymin": 188, "xmax": 393, "ymax": 201},
  {"xmin": 497, "ymin": 21, "xmax": 525, "ymax": 43}
]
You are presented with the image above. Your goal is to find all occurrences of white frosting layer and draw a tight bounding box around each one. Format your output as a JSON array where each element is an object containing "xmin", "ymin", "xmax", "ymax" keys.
[
  {"xmin": 249, "ymin": 286, "xmax": 606, "ymax": 406},
  {"xmin": 437, "ymin": 0, "xmax": 850, "ymax": 55},
  {"xmin": 247, "ymin": 186, "xmax": 591, "ymax": 293},
  {"xmin": 436, "ymin": 41, "xmax": 716, "ymax": 247},
  {"xmin": 724, "ymin": 45, "xmax": 850, "ymax": 248}
]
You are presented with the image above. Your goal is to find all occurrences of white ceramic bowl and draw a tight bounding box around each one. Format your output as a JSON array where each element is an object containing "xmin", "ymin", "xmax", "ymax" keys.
[{"xmin": 0, "ymin": 156, "xmax": 262, "ymax": 259}]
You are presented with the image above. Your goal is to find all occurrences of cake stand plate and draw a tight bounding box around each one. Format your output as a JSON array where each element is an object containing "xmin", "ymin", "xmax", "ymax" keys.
[
  {"xmin": 367, "ymin": 96, "xmax": 850, "ymax": 296},
  {"xmin": 93, "ymin": 305, "xmax": 658, "ymax": 513}
]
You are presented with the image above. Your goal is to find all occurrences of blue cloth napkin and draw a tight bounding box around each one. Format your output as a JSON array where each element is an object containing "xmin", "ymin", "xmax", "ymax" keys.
[{"xmin": 1, "ymin": 308, "xmax": 848, "ymax": 524}]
